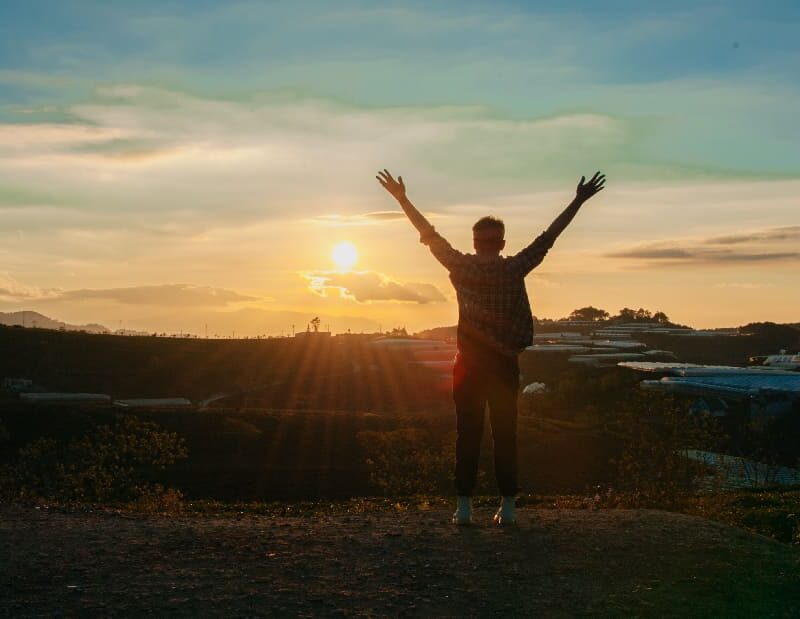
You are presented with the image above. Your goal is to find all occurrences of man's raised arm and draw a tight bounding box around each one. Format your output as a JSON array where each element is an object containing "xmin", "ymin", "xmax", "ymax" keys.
[
  {"xmin": 376, "ymin": 170, "xmax": 434, "ymax": 236},
  {"xmin": 376, "ymin": 169, "xmax": 464, "ymax": 270},
  {"xmin": 544, "ymin": 171, "xmax": 605, "ymax": 241},
  {"xmin": 513, "ymin": 171, "xmax": 606, "ymax": 274}
]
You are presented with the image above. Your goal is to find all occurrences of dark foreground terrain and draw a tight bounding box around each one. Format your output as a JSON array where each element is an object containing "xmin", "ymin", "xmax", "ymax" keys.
[{"xmin": 2, "ymin": 505, "xmax": 798, "ymax": 617}]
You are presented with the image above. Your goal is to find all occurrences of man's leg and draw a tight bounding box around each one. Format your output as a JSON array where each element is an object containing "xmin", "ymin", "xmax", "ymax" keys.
[
  {"xmin": 487, "ymin": 355, "xmax": 520, "ymax": 498},
  {"xmin": 453, "ymin": 353, "xmax": 487, "ymax": 497}
]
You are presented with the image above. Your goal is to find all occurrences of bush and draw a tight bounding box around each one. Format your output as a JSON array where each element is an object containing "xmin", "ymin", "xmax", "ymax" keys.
[
  {"xmin": 357, "ymin": 428, "xmax": 456, "ymax": 495},
  {"xmin": 4, "ymin": 414, "xmax": 188, "ymax": 502},
  {"xmin": 132, "ymin": 484, "xmax": 185, "ymax": 514}
]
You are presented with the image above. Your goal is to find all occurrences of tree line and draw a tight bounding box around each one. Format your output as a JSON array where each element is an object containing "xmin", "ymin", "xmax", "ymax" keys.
[{"xmin": 561, "ymin": 306, "xmax": 671, "ymax": 324}]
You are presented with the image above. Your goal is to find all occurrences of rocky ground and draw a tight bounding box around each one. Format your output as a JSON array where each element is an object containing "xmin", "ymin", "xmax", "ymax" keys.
[{"xmin": 2, "ymin": 504, "xmax": 799, "ymax": 617}]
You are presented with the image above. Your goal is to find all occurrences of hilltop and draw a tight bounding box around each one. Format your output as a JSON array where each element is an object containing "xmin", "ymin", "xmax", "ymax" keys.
[{"xmin": 2, "ymin": 504, "xmax": 798, "ymax": 617}]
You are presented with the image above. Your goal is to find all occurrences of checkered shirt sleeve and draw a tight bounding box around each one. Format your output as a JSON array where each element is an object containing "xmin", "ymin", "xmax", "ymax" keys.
[{"xmin": 507, "ymin": 231, "xmax": 556, "ymax": 275}]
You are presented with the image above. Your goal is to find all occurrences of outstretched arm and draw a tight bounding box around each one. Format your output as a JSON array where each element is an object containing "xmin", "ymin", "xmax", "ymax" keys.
[
  {"xmin": 512, "ymin": 171, "xmax": 605, "ymax": 274},
  {"xmin": 376, "ymin": 169, "xmax": 434, "ymax": 235},
  {"xmin": 376, "ymin": 169, "xmax": 464, "ymax": 271},
  {"xmin": 544, "ymin": 171, "xmax": 605, "ymax": 241}
]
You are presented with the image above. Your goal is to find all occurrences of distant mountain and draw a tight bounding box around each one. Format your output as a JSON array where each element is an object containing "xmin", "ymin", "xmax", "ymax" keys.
[
  {"xmin": 0, "ymin": 311, "xmax": 110, "ymax": 334},
  {"xmin": 0, "ymin": 308, "xmax": 374, "ymax": 338}
]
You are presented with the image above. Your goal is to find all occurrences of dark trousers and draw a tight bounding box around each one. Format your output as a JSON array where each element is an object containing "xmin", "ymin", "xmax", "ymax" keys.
[{"xmin": 452, "ymin": 348, "xmax": 520, "ymax": 497}]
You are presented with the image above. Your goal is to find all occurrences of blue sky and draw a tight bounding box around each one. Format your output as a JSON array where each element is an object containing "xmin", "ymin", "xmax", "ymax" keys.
[
  {"xmin": 1, "ymin": 1, "xmax": 798, "ymax": 333},
  {"xmin": 3, "ymin": 1, "xmax": 798, "ymax": 175}
]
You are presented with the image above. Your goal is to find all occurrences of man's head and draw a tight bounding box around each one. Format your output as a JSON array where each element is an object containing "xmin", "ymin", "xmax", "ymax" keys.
[{"xmin": 472, "ymin": 216, "xmax": 506, "ymax": 257}]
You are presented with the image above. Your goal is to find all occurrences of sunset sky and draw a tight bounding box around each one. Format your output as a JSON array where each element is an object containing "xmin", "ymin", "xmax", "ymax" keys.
[{"xmin": 1, "ymin": 1, "xmax": 798, "ymax": 335}]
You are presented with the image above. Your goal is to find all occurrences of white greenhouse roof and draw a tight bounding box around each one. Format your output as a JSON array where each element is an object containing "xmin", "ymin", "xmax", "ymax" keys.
[{"xmin": 641, "ymin": 374, "xmax": 800, "ymax": 399}]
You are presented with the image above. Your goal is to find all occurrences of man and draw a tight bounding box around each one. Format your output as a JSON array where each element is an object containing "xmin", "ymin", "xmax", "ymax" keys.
[{"xmin": 377, "ymin": 169, "xmax": 605, "ymax": 525}]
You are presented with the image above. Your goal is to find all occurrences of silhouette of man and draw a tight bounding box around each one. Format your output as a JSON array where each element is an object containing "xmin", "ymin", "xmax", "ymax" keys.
[{"xmin": 378, "ymin": 169, "xmax": 605, "ymax": 524}]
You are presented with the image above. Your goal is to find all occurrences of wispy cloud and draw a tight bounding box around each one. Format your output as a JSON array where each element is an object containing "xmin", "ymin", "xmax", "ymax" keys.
[
  {"xmin": 362, "ymin": 211, "xmax": 406, "ymax": 220},
  {"xmin": 310, "ymin": 211, "xmax": 407, "ymax": 226},
  {"xmin": 305, "ymin": 270, "xmax": 446, "ymax": 304},
  {"xmin": 0, "ymin": 85, "xmax": 646, "ymax": 243},
  {"xmin": 715, "ymin": 282, "xmax": 774, "ymax": 289},
  {"xmin": 608, "ymin": 247, "xmax": 800, "ymax": 263},
  {"xmin": 0, "ymin": 273, "xmax": 55, "ymax": 301},
  {"xmin": 704, "ymin": 226, "xmax": 800, "ymax": 245},
  {"xmin": 58, "ymin": 284, "xmax": 258, "ymax": 307},
  {"xmin": 607, "ymin": 225, "xmax": 800, "ymax": 266}
]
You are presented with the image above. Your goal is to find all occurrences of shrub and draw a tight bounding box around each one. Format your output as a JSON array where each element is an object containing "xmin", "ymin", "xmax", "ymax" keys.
[
  {"xmin": 132, "ymin": 484, "xmax": 185, "ymax": 514},
  {"xmin": 5, "ymin": 414, "xmax": 188, "ymax": 502},
  {"xmin": 357, "ymin": 428, "xmax": 456, "ymax": 495}
]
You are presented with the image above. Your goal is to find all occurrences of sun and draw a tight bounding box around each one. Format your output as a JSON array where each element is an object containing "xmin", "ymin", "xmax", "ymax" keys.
[{"xmin": 332, "ymin": 241, "xmax": 358, "ymax": 272}]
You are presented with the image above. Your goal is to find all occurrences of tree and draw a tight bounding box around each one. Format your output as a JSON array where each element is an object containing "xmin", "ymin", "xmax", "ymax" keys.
[
  {"xmin": 613, "ymin": 307, "xmax": 664, "ymax": 322},
  {"xmin": 652, "ymin": 311, "xmax": 670, "ymax": 324},
  {"xmin": 568, "ymin": 306, "xmax": 609, "ymax": 322},
  {"xmin": 616, "ymin": 308, "xmax": 637, "ymax": 322}
]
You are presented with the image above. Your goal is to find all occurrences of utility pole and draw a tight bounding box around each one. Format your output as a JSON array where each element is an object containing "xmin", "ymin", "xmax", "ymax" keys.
[{"xmin": 292, "ymin": 323, "xmax": 295, "ymax": 336}]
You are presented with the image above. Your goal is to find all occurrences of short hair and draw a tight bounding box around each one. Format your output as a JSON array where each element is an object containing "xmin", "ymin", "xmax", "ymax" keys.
[{"xmin": 472, "ymin": 216, "xmax": 505, "ymax": 236}]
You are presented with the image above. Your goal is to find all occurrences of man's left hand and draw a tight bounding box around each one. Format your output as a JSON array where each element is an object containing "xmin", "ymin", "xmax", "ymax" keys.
[{"xmin": 576, "ymin": 171, "xmax": 605, "ymax": 203}]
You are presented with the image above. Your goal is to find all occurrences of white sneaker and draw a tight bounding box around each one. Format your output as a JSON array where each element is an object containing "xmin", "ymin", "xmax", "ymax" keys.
[
  {"xmin": 493, "ymin": 496, "xmax": 516, "ymax": 525},
  {"xmin": 452, "ymin": 496, "xmax": 473, "ymax": 525}
]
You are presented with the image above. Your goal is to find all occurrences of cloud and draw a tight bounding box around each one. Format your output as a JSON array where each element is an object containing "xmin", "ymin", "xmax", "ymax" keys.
[
  {"xmin": 704, "ymin": 226, "xmax": 800, "ymax": 245},
  {"xmin": 715, "ymin": 282, "xmax": 774, "ymax": 289},
  {"xmin": 57, "ymin": 284, "xmax": 258, "ymax": 307},
  {"xmin": 305, "ymin": 270, "xmax": 446, "ymax": 304},
  {"xmin": 0, "ymin": 273, "xmax": 58, "ymax": 301},
  {"xmin": 0, "ymin": 123, "xmax": 131, "ymax": 149},
  {"xmin": 310, "ymin": 211, "xmax": 407, "ymax": 226},
  {"xmin": 608, "ymin": 247, "xmax": 800, "ymax": 263},
  {"xmin": 606, "ymin": 226, "xmax": 800, "ymax": 266},
  {"xmin": 0, "ymin": 85, "xmax": 648, "ymax": 231},
  {"xmin": 2, "ymin": 82, "xmax": 796, "ymax": 265},
  {"xmin": 610, "ymin": 247, "xmax": 695, "ymax": 260},
  {"xmin": 363, "ymin": 211, "xmax": 406, "ymax": 220}
]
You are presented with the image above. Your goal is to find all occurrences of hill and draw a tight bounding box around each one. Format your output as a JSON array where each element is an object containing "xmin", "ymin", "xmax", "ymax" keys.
[
  {"xmin": 0, "ymin": 310, "xmax": 110, "ymax": 334},
  {"xmin": 2, "ymin": 505, "xmax": 798, "ymax": 617}
]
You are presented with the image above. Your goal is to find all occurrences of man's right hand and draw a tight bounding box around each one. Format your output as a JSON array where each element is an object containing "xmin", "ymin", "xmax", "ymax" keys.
[{"xmin": 376, "ymin": 169, "xmax": 407, "ymax": 202}]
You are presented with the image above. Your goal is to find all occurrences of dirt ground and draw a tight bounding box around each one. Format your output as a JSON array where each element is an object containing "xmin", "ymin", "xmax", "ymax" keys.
[{"xmin": 2, "ymin": 504, "xmax": 799, "ymax": 617}]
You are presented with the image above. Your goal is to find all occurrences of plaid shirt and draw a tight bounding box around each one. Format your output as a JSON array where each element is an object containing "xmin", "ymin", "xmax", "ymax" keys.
[{"xmin": 420, "ymin": 226, "xmax": 555, "ymax": 357}]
